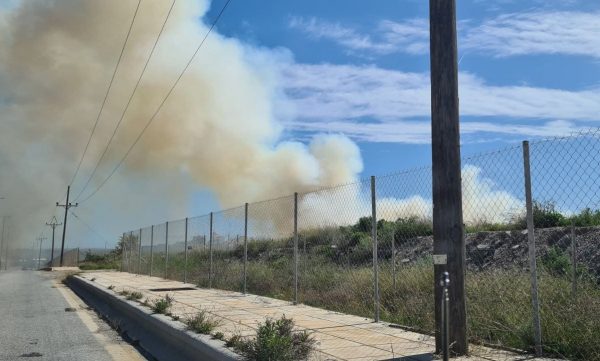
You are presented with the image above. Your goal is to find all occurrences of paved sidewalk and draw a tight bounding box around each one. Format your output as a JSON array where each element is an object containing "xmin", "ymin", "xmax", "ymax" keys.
[{"xmin": 80, "ymin": 271, "xmax": 539, "ymax": 361}]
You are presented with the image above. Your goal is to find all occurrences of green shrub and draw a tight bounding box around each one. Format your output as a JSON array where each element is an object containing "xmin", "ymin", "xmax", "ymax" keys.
[
  {"xmin": 569, "ymin": 208, "xmax": 600, "ymax": 227},
  {"xmin": 233, "ymin": 316, "xmax": 314, "ymax": 361},
  {"xmin": 393, "ymin": 216, "xmax": 432, "ymax": 241},
  {"xmin": 152, "ymin": 294, "xmax": 174, "ymax": 314},
  {"xmin": 542, "ymin": 247, "xmax": 571, "ymax": 276},
  {"xmin": 185, "ymin": 310, "xmax": 221, "ymax": 335},
  {"xmin": 226, "ymin": 334, "xmax": 245, "ymax": 348},
  {"xmin": 126, "ymin": 291, "xmax": 143, "ymax": 301}
]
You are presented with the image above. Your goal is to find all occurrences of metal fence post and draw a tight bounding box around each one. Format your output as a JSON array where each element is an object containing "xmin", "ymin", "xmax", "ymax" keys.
[
  {"xmin": 523, "ymin": 140, "xmax": 543, "ymax": 356},
  {"xmin": 128, "ymin": 231, "xmax": 133, "ymax": 272},
  {"xmin": 165, "ymin": 221, "xmax": 169, "ymax": 279},
  {"xmin": 209, "ymin": 212, "xmax": 213, "ymax": 288},
  {"xmin": 184, "ymin": 217, "xmax": 189, "ymax": 283},
  {"xmin": 243, "ymin": 203, "xmax": 248, "ymax": 295},
  {"xmin": 138, "ymin": 228, "xmax": 142, "ymax": 275},
  {"xmin": 392, "ymin": 234, "xmax": 397, "ymax": 291},
  {"xmin": 150, "ymin": 225, "xmax": 154, "ymax": 277},
  {"xmin": 121, "ymin": 232, "xmax": 126, "ymax": 272},
  {"xmin": 371, "ymin": 175, "xmax": 380, "ymax": 322},
  {"xmin": 293, "ymin": 192, "xmax": 299, "ymax": 305},
  {"xmin": 571, "ymin": 221, "xmax": 577, "ymax": 298}
]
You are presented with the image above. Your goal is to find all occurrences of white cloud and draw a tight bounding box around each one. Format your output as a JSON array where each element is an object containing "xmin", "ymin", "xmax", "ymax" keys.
[
  {"xmin": 286, "ymin": 118, "xmax": 584, "ymax": 144},
  {"xmin": 290, "ymin": 10, "xmax": 600, "ymax": 59},
  {"xmin": 463, "ymin": 11, "xmax": 600, "ymax": 58},
  {"xmin": 280, "ymin": 63, "xmax": 599, "ymax": 143},
  {"xmin": 288, "ymin": 16, "xmax": 429, "ymax": 55},
  {"xmin": 283, "ymin": 63, "xmax": 600, "ymax": 120}
]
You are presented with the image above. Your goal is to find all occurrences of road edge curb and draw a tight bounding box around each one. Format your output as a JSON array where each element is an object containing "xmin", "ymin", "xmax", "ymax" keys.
[{"xmin": 65, "ymin": 275, "xmax": 241, "ymax": 361}]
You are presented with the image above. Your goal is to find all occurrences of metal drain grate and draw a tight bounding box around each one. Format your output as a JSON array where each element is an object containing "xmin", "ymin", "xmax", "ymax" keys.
[{"xmin": 148, "ymin": 287, "xmax": 197, "ymax": 292}]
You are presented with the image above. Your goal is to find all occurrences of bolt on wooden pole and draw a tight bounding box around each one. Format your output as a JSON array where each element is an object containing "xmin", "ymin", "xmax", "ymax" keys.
[
  {"xmin": 429, "ymin": 0, "xmax": 467, "ymax": 354},
  {"xmin": 523, "ymin": 140, "xmax": 543, "ymax": 356}
]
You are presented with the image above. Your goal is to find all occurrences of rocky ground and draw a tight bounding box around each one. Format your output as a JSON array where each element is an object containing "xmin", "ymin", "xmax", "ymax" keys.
[{"xmin": 393, "ymin": 226, "xmax": 600, "ymax": 279}]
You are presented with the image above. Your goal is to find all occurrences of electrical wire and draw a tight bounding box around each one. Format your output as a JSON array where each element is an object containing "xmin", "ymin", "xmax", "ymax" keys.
[
  {"xmin": 73, "ymin": 0, "xmax": 177, "ymax": 201},
  {"xmin": 68, "ymin": 0, "xmax": 142, "ymax": 187},
  {"xmin": 69, "ymin": 210, "xmax": 111, "ymax": 245},
  {"xmin": 78, "ymin": 0, "xmax": 232, "ymax": 204}
]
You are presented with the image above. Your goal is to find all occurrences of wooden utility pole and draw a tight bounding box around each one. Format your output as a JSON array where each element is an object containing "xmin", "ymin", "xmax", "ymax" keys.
[
  {"xmin": 45, "ymin": 216, "xmax": 62, "ymax": 267},
  {"xmin": 56, "ymin": 186, "xmax": 78, "ymax": 267},
  {"xmin": 429, "ymin": 0, "xmax": 467, "ymax": 355}
]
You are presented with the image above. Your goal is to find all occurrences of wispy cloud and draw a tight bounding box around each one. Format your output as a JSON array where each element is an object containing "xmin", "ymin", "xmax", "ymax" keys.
[
  {"xmin": 290, "ymin": 10, "xmax": 600, "ymax": 59},
  {"xmin": 281, "ymin": 63, "xmax": 599, "ymax": 142},
  {"xmin": 288, "ymin": 16, "xmax": 429, "ymax": 55},
  {"xmin": 283, "ymin": 63, "xmax": 600, "ymax": 120},
  {"xmin": 463, "ymin": 11, "xmax": 600, "ymax": 58}
]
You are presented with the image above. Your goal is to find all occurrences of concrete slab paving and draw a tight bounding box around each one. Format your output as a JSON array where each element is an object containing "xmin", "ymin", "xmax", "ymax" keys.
[{"xmin": 78, "ymin": 271, "xmax": 551, "ymax": 361}]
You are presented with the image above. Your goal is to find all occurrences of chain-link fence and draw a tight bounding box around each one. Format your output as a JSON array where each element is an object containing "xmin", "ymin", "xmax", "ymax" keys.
[{"xmin": 119, "ymin": 128, "xmax": 600, "ymax": 360}]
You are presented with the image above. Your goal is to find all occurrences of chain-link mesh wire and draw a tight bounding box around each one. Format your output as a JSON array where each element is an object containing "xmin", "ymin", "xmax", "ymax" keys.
[
  {"xmin": 139, "ymin": 226, "xmax": 152, "ymax": 275},
  {"xmin": 187, "ymin": 214, "xmax": 211, "ymax": 287},
  {"xmin": 376, "ymin": 167, "xmax": 434, "ymax": 334},
  {"xmin": 459, "ymin": 145, "xmax": 533, "ymax": 358},
  {"xmin": 120, "ymin": 128, "xmax": 600, "ymax": 360},
  {"xmin": 165, "ymin": 219, "xmax": 186, "ymax": 281},
  {"xmin": 297, "ymin": 180, "xmax": 375, "ymax": 320},
  {"xmin": 529, "ymin": 130, "xmax": 600, "ymax": 360},
  {"xmin": 246, "ymin": 195, "xmax": 295, "ymax": 301},
  {"xmin": 210, "ymin": 206, "xmax": 245, "ymax": 291},
  {"xmin": 150, "ymin": 222, "xmax": 167, "ymax": 278}
]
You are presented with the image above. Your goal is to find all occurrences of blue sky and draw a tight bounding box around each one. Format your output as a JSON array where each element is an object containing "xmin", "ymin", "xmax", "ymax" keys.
[{"xmin": 205, "ymin": 0, "xmax": 600, "ymax": 177}]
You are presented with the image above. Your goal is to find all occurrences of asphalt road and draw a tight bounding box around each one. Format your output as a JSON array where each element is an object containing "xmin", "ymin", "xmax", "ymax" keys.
[{"xmin": 0, "ymin": 270, "xmax": 145, "ymax": 361}]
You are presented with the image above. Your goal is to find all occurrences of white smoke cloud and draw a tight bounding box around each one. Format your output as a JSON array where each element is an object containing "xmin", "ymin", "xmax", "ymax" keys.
[
  {"xmin": 297, "ymin": 165, "xmax": 522, "ymax": 230},
  {"xmin": 0, "ymin": 0, "xmax": 525, "ymax": 262},
  {"xmin": 0, "ymin": 0, "xmax": 363, "ymax": 253}
]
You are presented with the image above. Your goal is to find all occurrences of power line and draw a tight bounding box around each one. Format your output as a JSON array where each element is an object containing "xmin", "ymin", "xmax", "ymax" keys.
[
  {"xmin": 68, "ymin": 0, "xmax": 142, "ymax": 187},
  {"xmin": 77, "ymin": 0, "xmax": 233, "ymax": 204},
  {"xmin": 73, "ymin": 0, "xmax": 177, "ymax": 201},
  {"xmin": 69, "ymin": 210, "xmax": 110, "ymax": 245}
]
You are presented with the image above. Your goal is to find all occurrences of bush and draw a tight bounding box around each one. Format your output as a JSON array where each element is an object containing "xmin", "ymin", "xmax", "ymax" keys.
[
  {"xmin": 570, "ymin": 208, "xmax": 600, "ymax": 227},
  {"xmin": 233, "ymin": 316, "xmax": 315, "ymax": 361},
  {"xmin": 152, "ymin": 294, "xmax": 174, "ymax": 314},
  {"xmin": 394, "ymin": 217, "xmax": 432, "ymax": 242},
  {"xmin": 126, "ymin": 291, "xmax": 143, "ymax": 301},
  {"xmin": 542, "ymin": 247, "xmax": 571, "ymax": 276},
  {"xmin": 185, "ymin": 310, "xmax": 221, "ymax": 335}
]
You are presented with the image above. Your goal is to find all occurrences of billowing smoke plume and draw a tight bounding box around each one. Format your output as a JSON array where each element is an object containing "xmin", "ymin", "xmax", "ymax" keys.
[
  {"xmin": 297, "ymin": 164, "xmax": 523, "ymax": 232},
  {"xmin": 0, "ymin": 0, "xmax": 523, "ymax": 258},
  {"xmin": 0, "ymin": 0, "xmax": 362, "ymax": 250}
]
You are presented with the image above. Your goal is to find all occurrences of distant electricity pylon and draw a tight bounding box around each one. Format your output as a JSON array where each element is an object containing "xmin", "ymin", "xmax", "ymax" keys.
[
  {"xmin": 36, "ymin": 236, "xmax": 47, "ymax": 269},
  {"xmin": 45, "ymin": 216, "xmax": 62, "ymax": 267}
]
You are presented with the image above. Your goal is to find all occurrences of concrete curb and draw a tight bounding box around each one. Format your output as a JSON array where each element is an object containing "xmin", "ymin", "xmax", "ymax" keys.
[{"xmin": 66, "ymin": 275, "xmax": 241, "ymax": 361}]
